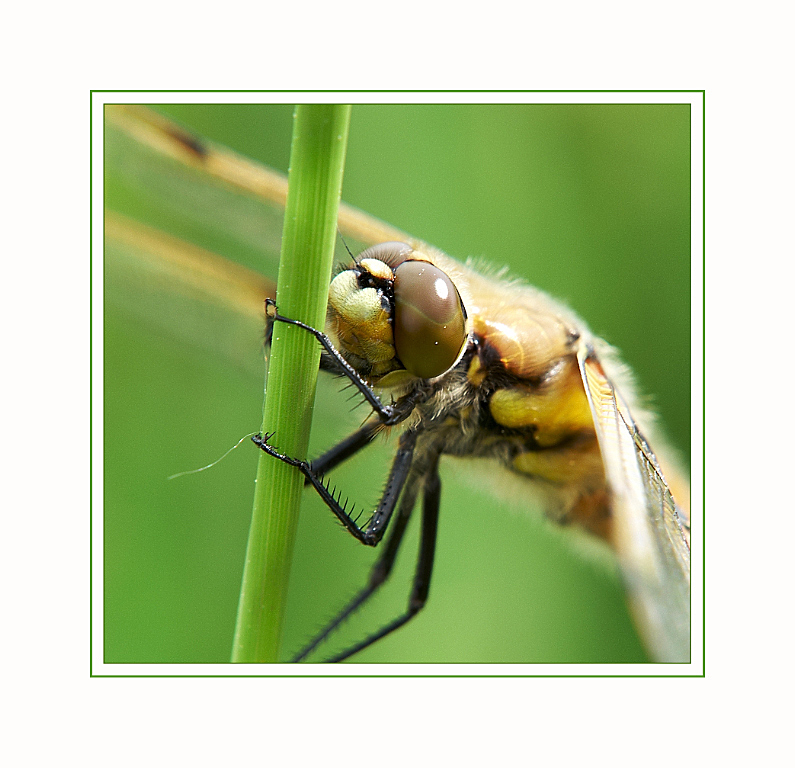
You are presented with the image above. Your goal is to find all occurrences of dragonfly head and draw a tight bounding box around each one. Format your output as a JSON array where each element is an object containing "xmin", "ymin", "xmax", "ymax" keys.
[{"xmin": 328, "ymin": 242, "xmax": 469, "ymax": 385}]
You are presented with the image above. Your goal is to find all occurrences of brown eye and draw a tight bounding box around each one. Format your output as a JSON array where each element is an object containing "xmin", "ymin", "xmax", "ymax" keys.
[
  {"xmin": 393, "ymin": 261, "xmax": 467, "ymax": 379},
  {"xmin": 357, "ymin": 241, "xmax": 415, "ymax": 269}
]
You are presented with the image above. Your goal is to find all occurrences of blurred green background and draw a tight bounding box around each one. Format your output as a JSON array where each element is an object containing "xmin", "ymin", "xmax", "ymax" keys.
[{"xmin": 103, "ymin": 102, "xmax": 690, "ymax": 664}]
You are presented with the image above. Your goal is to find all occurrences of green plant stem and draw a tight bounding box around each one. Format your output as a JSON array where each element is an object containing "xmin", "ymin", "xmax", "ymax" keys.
[{"xmin": 232, "ymin": 104, "xmax": 352, "ymax": 663}]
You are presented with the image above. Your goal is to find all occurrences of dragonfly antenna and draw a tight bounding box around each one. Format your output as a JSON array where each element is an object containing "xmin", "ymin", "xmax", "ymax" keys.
[{"xmin": 338, "ymin": 227, "xmax": 354, "ymax": 260}]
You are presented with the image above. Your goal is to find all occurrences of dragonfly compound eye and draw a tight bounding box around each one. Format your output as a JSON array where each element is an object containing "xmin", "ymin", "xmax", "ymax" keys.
[{"xmin": 393, "ymin": 261, "xmax": 468, "ymax": 379}]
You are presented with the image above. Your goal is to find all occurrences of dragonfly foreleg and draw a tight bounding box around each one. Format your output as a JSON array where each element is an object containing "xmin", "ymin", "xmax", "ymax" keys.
[{"xmin": 266, "ymin": 299, "xmax": 405, "ymax": 425}]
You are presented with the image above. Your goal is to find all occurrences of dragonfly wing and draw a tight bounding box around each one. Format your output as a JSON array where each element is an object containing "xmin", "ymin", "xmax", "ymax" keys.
[
  {"xmin": 105, "ymin": 212, "xmax": 276, "ymax": 378},
  {"xmin": 105, "ymin": 105, "xmax": 412, "ymax": 266},
  {"xmin": 578, "ymin": 348, "xmax": 691, "ymax": 663},
  {"xmin": 104, "ymin": 105, "xmax": 415, "ymax": 373}
]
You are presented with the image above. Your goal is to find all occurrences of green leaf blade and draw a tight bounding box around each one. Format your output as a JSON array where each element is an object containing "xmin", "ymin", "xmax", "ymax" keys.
[{"xmin": 232, "ymin": 104, "xmax": 352, "ymax": 663}]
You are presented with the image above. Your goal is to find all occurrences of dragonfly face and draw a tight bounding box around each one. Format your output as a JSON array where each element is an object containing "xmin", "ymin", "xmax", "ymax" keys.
[{"xmin": 327, "ymin": 242, "xmax": 469, "ymax": 384}]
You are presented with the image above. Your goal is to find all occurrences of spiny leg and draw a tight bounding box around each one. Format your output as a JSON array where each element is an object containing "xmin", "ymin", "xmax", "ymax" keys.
[
  {"xmin": 291, "ymin": 475, "xmax": 421, "ymax": 662},
  {"xmin": 253, "ymin": 429, "xmax": 418, "ymax": 546},
  {"xmin": 323, "ymin": 451, "xmax": 442, "ymax": 663}
]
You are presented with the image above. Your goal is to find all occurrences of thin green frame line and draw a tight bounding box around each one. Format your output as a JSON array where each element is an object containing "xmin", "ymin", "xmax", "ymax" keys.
[{"xmin": 91, "ymin": 95, "xmax": 704, "ymax": 677}]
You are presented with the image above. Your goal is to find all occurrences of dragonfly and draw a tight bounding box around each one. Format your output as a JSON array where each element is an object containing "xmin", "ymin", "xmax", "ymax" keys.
[{"xmin": 104, "ymin": 104, "xmax": 691, "ymax": 664}]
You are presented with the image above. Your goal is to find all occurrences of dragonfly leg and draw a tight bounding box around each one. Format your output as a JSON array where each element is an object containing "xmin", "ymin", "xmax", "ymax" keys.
[
  {"xmin": 319, "ymin": 452, "xmax": 442, "ymax": 663},
  {"xmin": 291, "ymin": 471, "xmax": 421, "ymax": 662},
  {"xmin": 266, "ymin": 299, "xmax": 411, "ymax": 425},
  {"xmin": 252, "ymin": 429, "xmax": 417, "ymax": 547}
]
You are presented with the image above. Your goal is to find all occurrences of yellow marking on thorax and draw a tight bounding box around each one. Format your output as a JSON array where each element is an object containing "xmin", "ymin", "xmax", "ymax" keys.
[
  {"xmin": 466, "ymin": 356, "xmax": 487, "ymax": 387},
  {"xmin": 488, "ymin": 359, "xmax": 594, "ymax": 448}
]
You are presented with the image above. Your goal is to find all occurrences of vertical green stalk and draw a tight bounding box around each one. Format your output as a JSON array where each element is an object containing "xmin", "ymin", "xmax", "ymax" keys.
[{"xmin": 232, "ymin": 104, "xmax": 352, "ymax": 663}]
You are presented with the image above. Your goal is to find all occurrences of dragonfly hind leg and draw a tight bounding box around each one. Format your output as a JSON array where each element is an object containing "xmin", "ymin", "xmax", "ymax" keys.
[
  {"xmin": 291, "ymin": 472, "xmax": 421, "ymax": 661},
  {"xmin": 319, "ymin": 452, "xmax": 442, "ymax": 663}
]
